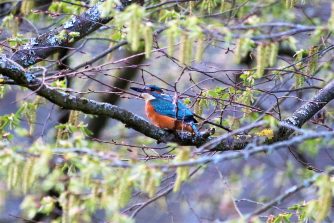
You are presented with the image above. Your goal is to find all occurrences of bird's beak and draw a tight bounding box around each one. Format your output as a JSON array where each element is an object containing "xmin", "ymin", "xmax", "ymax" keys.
[{"xmin": 130, "ymin": 87, "xmax": 145, "ymax": 93}]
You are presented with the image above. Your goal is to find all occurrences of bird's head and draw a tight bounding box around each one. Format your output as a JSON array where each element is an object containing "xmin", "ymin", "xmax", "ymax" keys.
[{"xmin": 130, "ymin": 85, "xmax": 164, "ymax": 101}]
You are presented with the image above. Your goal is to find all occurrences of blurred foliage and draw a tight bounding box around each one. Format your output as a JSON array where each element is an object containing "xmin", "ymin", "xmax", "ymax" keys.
[{"xmin": 0, "ymin": 0, "xmax": 333, "ymax": 222}]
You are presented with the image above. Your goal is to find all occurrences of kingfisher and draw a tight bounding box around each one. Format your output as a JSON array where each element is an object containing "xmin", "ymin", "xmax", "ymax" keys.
[{"xmin": 130, "ymin": 85, "xmax": 199, "ymax": 135}]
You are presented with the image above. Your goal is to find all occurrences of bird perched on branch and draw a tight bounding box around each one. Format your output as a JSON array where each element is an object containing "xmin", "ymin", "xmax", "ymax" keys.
[{"xmin": 130, "ymin": 85, "xmax": 199, "ymax": 135}]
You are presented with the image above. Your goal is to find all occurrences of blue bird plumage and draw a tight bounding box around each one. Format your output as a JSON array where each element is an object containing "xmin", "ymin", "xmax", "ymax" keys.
[
  {"xmin": 150, "ymin": 92, "xmax": 194, "ymax": 121},
  {"xmin": 131, "ymin": 85, "xmax": 199, "ymax": 135}
]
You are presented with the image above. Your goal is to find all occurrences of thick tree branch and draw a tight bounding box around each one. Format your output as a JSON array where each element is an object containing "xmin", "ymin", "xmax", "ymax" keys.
[
  {"xmin": 10, "ymin": 1, "xmax": 139, "ymax": 67},
  {"xmin": 0, "ymin": 55, "xmax": 333, "ymax": 150},
  {"xmin": 275, "ymin": 80, "xmax": 334, "ymax": 141},
  {"xmin": 0, "ymin": 54, "xmax": 247, "ymax": 148},
  {"xmin": 195, "ymin": 80, "xmax": 334, "ymax": 151}
]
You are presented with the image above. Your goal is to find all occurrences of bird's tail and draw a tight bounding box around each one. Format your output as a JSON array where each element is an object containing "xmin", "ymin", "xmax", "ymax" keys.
[{"xmin": 190, "ymin": 122, "xmax": 199, "ymax": 136}]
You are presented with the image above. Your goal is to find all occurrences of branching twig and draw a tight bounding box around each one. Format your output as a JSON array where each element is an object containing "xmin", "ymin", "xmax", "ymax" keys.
[{"xmin": 245, "ymin": 173, "xmax": 320, "ymax": 219}]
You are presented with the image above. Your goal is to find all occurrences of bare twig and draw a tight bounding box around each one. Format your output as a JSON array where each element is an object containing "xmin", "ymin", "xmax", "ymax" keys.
[{"xmin": 245, "ymin": 174, "xmax": 320, "ymax": 219}]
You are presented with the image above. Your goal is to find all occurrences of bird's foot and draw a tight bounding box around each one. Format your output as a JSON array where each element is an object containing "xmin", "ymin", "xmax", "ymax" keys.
[
  {"xmin": 194, "ymin": 127, "xmax": 215, "ymax": 138},
  {"xmin": 177, "ymin": 131, "xmax": 193, "ymax": 141}
]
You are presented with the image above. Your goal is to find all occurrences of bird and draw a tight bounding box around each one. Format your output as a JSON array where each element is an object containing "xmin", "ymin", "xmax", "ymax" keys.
[{"xmin": 130, "ymin": 85, "xmax": 199, "ymax": 135}]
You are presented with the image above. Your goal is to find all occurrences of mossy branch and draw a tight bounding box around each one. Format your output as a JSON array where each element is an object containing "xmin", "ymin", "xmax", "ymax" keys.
[
  {"xmin": 1, "ymin": 55, "xmax": 334, "ymax": 150},
  {"xmin": 10, "ymin": 0, "xmax": 141, "ymax": 67}
]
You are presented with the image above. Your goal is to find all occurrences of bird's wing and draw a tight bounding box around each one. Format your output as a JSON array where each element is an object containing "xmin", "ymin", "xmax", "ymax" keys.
[{"xmin": 150, "ymin": 98, "xmax": 194, "ymax": 121}]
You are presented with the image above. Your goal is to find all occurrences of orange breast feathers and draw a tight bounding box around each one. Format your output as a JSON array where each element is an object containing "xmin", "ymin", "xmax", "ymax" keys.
[{"xmin": 145, "ymin": 101, "xmax": 194, "ymax": 133}]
